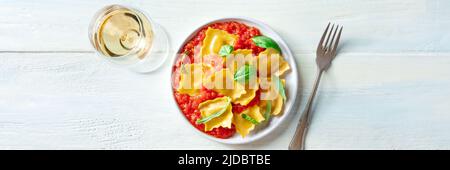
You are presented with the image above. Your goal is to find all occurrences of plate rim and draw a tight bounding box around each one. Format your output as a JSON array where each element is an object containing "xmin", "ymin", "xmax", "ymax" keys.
[{"xmin": 170, "ymin": 16, "xmax": 300, "ymax": 144}]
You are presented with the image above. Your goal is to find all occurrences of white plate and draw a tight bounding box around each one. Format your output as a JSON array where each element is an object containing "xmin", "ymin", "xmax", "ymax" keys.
[{"xmin": 171, "ymin": 17, "xmax": 299, "ymax": 144}]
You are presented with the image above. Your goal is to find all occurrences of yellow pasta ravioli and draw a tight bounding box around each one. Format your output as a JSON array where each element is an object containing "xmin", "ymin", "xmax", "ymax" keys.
[
  {"xmin": 259, "ymin": 95, "xmax": 284, "ymax": 116},
  {"xmin": 177, "ymin": 63, "xmax": 212, "ymax": 96},
  {"xmin": 257, "ymin": 48, "xmax": 290, "ymax": 77},
  {"xmin": 233, "ymin": 78, "xmax": 259, "ymax": 106},
  {"xmin": 233, "ymin": 49, "xmax": 253, "ymax": 56},
  {"xmin": 198, "ymin": 96, "xmax": 233, "ymax": 131},
  {"xmin": 271, "ymin": 95, "xmax": 283, "ymax": 116},
  {"xmin": 259, "ymin": 77, "xmax": 285, "ymax": 115},
  {"xmin": 200, "ymin": 28, "xmax": 238, "ymax": 58},
  {"xmin": 204, "ymin": 68, "xmax": 246, "ymax": 101},
  {"xmin": 233, "ymin": 105, "xmax": 265, "ymax": 137},
  {"xmin": 225, "ymin": 49, "xmax": 256, "ymax": 73}
]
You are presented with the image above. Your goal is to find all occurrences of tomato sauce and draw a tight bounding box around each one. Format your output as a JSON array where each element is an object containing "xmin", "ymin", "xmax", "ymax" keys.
[{"xmin": 173, "ymin": 21, "xmax": 264, "ymax": 139}]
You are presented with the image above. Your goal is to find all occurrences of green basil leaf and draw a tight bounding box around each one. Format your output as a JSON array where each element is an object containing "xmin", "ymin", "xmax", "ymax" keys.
[
  {"xmin": 241, "ymin": 114, "xmax": 260, "ymax": 125},
  {"xmin": 251, "ymin": 36, "xmax": 281, "ymax": 53},
  {"xmin": 196, "ymin": 97, "xmax": 231, "ymax": 124},
  {"xmin": 273, "ymin": 76, "xmax": 286, "ymax": 101},
  {"xmin": 264, "ymin": 101, "xmax": 272, "ymax": 120},
  {"xmin": 234, "ymin": 64, "xmax": 256, "ymax": 82},
  {"xmin": 219, "ymin": 45, "xmax": 234, "ymax": 57}
]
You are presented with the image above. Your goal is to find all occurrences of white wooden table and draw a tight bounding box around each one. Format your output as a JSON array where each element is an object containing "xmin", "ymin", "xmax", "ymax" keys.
[{"xmin": 1, "ymin": 0, "xmax": 450, "ymax": 149}]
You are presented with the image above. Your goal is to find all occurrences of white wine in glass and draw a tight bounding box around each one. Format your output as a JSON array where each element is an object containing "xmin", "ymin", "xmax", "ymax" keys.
[{"xmin": 89, "ymin": 5, "xmax": 169, "ymax": 72}]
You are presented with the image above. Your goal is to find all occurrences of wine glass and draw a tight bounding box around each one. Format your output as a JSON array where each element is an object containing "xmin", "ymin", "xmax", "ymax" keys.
[{"xmin": 88, "ymin": 4, "xmax": 169, "ymax": 73}]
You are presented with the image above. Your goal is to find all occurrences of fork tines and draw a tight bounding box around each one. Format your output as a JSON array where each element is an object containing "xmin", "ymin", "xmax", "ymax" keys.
[{"xmin": 318, "ymin": 23, "xmax": 343, "ymax": 54}]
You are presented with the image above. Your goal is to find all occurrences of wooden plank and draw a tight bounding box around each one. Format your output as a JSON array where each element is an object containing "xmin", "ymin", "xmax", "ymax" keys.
[
  {"xmin": 0, "ymin": 52, "xmax": 449, "ymax": 149},
  {"xmin": 0, "ymin": 0, "xmax": 449, "ymax": 53}
]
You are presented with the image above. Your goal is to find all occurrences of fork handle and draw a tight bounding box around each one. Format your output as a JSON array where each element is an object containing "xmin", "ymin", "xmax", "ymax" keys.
[{"xmin": 289, "ymin": 69, "xmax": 323, "ymax": 150}]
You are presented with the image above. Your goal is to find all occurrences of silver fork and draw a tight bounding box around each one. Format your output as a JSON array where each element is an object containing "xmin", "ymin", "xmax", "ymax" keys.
[{"xmin": 289, "ymin": 23, "xmax": 343, "ymax": 150}]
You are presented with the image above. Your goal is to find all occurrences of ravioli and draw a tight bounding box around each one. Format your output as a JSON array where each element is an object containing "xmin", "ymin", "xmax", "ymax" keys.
[
  {"xmin": 198, "ymin": 96, "xmax": 233, "ymax": 131},
  {"xmin": 204, "ymin": 68, "xmax": 246, "ymax": 101},
  {"xmin": 259, "ymin": 77, "xmax": 285, "ymax": 115},
  {"xmin": 177, "ymin": 63, "xmax": 212, "ymax": 96},
  {"xmin": 233, "ymin": 105, "xmax": 265, "ymax": 137},
  {"xmin": 260, "ymin": 95, "xmax": 284, "ymax": 116},
  {"xmin": 259, "ymin": 77, "xmax": 285, "ymax": 100},
  {"xmin": 233, "ymin": 78, "xmax": 259, "ymax": 105},
  {"xmin": 271, "ymin": 95, "xmax": 283, "ymax": 115},
  {"xmin": 228, "ymin": 49, "xmax": 258, "ymax": 105},
  {"xmin": 257, "ymin": 48, "xmax": 290, "ymax": 77},
  {"xmin": 226, "ymin": 49, "xmax": 256, "ymax": 73},
  {"xmin": 233, "ymin": 49, "xmax": 253, "ymax": 56},
  {"xmin": 200, "ymin": 28, "xmax": 238, "ymax": 58}
]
